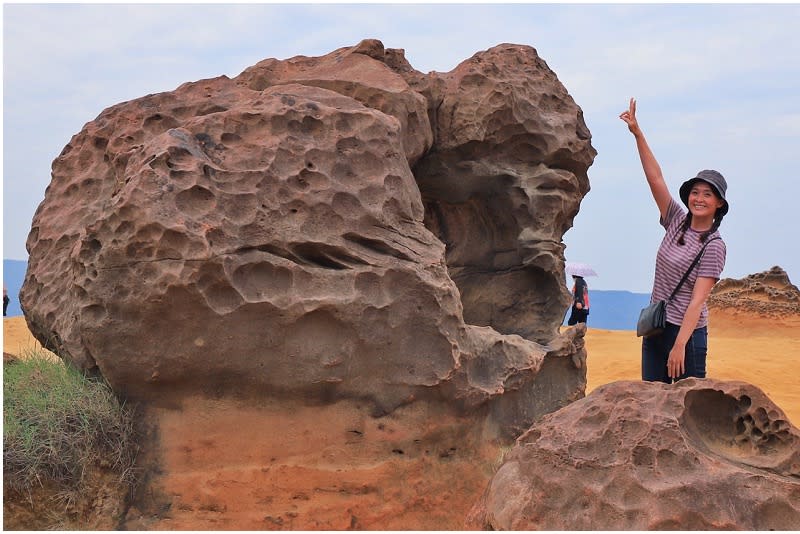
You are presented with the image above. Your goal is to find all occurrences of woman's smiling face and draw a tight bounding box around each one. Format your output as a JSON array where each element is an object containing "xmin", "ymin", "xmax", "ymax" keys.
[{"xmin": 688, "ymin": 181, "xmax": 724, "ymax": 218}]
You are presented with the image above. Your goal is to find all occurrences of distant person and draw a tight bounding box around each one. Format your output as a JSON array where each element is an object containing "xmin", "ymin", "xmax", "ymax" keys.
[
  {"xmin": 620, "ymin": 97, "xmax": 727, "ymax": 384},
  {"xmin": 567, "ymin": 275, "xmax": 590, "ymax": 325},
  {"xmin": 3, "ymin": 284, "xmax": 8, "ymax": 317}
]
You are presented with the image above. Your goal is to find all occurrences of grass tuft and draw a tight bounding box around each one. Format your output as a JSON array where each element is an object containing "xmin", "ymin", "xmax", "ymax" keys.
[{"xmin": 3, "ymin": 349, "xmax": 139, "ymax": 500}]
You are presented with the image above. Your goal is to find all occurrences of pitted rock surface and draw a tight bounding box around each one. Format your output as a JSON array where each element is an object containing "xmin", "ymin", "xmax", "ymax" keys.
[
  {"xmin": 709, "ymin": 266, "xmax": 800, "ymax": 318},
  {"xmin": 235, "ymin": 39, "xmax": 433, "ymax": 167},
  {"xmin": 21, "ymin": 40, "xmax": 593, "ymax": 431},
  {"xmin": 414, "ymin": 44, "xmax": 593, "ymax": 343},
  {"xmin": 473, "ymin": 379, "xmax": 800, "ymax": 530}
]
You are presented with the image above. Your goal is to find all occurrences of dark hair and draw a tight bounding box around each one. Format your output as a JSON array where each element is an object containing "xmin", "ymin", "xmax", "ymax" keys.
[{"xmin": 677, "ymin": 209, "xmax": 725, "ymax": 245}]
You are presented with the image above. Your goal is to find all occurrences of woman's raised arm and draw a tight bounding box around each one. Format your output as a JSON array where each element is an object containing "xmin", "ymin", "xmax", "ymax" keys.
[{"xmin": 620, "ymin": 98, "xmax": 671, "ymax": 219}]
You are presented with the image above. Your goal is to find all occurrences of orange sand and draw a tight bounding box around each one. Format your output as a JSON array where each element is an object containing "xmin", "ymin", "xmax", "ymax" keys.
[
  {"xmin": 5, "ymin": 313, "xmax": 798, "ymax": 426},
  {"xmin": 2, "ymin": 316, "xmax": 58, "ymax": 361}
]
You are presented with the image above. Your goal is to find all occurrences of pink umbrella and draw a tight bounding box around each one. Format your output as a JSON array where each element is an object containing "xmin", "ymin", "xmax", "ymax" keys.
[{"xmin": 565, "ymin": 262, "xmax": 598, "ymax": 278}]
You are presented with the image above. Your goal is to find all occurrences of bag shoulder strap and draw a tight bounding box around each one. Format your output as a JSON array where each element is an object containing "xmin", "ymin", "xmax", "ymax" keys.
[{"xmin": 667, "ymin": 237, "xmax": 721, "ymax": 302}]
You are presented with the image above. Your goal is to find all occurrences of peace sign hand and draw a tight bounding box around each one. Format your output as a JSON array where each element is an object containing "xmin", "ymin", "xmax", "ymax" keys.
[{"xmin": 619, "ymin": 97, "xmax": 641, "ymax": 135}]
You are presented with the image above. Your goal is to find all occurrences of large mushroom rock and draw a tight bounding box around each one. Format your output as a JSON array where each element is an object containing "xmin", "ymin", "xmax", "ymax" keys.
[
  {"xmin": 21, "ymin": 40, "xmax": 592, "ymax": 434},
  {"xmin": 473, "ymin": 379, "xmax": 800, "ymax": 530},
  {"xmin": 411, "ymin": 44, "xmax": 596, "ymax": 344},
  {"xmin": 709, "ymin": 266, "xmax": 800, "ymax": 318}
]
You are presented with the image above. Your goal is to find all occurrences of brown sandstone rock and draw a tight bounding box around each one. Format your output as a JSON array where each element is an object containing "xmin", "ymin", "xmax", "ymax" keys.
[
  {"xmin": 413, "ymin": 44, "xmax": 594, "ymax": 344},
  {"xmin": 473, "ymin": 378, "xmax": 800, "ymax": 530},
  {"xmin": 21, "ymin": 40, "xmax": 593, "ymax": 437},
  {"xmin": 235, "ymin": 40, "xmax": 433, "ymax": 167},
  {"xmin": 709, "ymin": 265, "xmax": 800, "ymax": 318}
]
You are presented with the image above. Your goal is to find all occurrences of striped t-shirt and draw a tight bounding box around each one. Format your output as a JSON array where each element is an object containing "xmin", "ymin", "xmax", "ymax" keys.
[{"xmin": 651, "ymin": 197, "xmax": 726, "ymax": 328}]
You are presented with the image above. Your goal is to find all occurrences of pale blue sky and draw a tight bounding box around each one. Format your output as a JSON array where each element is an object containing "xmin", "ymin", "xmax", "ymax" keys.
[{"xmin": 3, "ymin": 3, "xmax": 799, "ymax": 292}]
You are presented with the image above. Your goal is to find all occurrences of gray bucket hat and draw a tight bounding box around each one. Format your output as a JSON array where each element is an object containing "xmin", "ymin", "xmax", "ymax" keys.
[{"xmin": 679, "ymin": 169, "xmax": 729, "ymax": 216}]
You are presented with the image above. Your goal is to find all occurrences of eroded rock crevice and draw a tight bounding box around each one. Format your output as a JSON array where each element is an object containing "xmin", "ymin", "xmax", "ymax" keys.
[{"xmin": 407, "ymin": 44, "xmax": 594, "ymax": 345}]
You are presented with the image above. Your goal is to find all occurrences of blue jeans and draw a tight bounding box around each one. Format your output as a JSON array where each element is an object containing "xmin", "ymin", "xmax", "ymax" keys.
[{"xmin": 641, "ymin": 322, "xmax": 707, "ymax": 383}]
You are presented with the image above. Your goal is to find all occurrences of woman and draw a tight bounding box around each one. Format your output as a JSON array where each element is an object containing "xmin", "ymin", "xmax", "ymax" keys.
[
  {"xmin": 619, "ymin": 98, "xmax": 727, "ymax": 383},
  {"xmin": 567, "ymin": 275, "xmax": 589, "ymax": 325}
]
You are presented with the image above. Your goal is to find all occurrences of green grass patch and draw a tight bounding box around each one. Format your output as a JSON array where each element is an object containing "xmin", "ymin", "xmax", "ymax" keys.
[{"xmin": 3, "ymin": 350, "xmax": 139, "ymax": 499}]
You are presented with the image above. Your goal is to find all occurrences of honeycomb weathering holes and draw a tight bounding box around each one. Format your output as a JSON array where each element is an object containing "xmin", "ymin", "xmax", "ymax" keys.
[
  {"xmin": 175, "ymin": 185, "xmax": 217, "ymax": 217},
  {"xmin": 683, "ymin": 389, "xmax": 793, "ymax": 460}
]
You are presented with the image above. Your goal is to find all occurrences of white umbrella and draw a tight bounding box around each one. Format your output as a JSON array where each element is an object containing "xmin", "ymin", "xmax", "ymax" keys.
[{"xmin": 565, "ymin": 261, "xmax": 598, "ymax": 278}]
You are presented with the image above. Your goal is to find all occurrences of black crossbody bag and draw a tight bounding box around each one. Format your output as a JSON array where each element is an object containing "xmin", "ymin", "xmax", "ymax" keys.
[{"xmin": 636, "ymin": 237, "xmax": 720, "ymax": 338}]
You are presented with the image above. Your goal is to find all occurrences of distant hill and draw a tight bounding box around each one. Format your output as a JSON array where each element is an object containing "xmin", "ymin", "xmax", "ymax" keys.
[
  {"xmin": 562, "ymin": 289, "xmax": 651, "ymax": 331},
  {"xmin": 4, "ymin": 258, "xmax": 649, "ymax": 329},
  {"xmin": 3, "ymin": 259, "xmax": 27, "ymax": 317}
]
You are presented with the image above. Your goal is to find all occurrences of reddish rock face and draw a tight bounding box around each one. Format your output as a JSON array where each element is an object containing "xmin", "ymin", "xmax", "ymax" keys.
[
  {"xmin": 414, "ymin": 44, "xmax": 593, "ymax": 344},
  {"xmin": 21, "ymin": 40, "xmax": 594, "ymax": 434},
  {"xmin": 474, "ymin": 379, "xmax": 800, "ymax": 530}
]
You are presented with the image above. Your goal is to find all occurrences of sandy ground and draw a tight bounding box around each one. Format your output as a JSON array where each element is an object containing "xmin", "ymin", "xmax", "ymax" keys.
[
  {"xmin": 5, "ymin": 312, "xmax": 799, "ymax": 425},
  {"xmin": 2, "ymin": 316, "xmax": 59, "ymax": 361}
]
